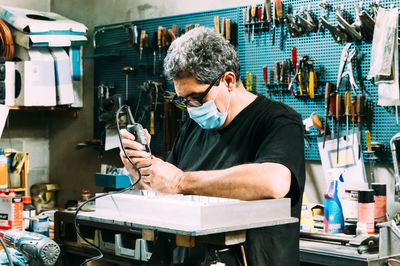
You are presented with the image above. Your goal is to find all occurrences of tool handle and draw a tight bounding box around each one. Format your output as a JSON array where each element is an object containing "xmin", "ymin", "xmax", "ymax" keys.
[
  {"xmin": 345, "ymin": 91, "xmax": 351, "ymax": 115},
  {"xmin": 214, "ymin": 16, "xmax": 221, "ymax": 33},
  {"xmin": 246, "ymin": 71, "xmax": 252, "ymax": 91},
  {"xmin": 292, "ymin": 47, "xmax": 297, "ymax": 70},
  {"xmin": 269, "ymin": 70, "xmax": 274, "ymax": 84},
  {"xmin": 172, "ymin": 25, "xmax": 178, "ymax": 36},
  {"xmin": 221, "ymin": 18, "xmax": 226, "ymax": 38},
  {"xmin": 310, "ymin": 71, "xmax": 315, "ymax": 99},
  {"xmin": 263, "ymin": 66, "xmax": 268, "ymax": 84},
  {"xmin": 252, "ymin": 74, "xmax": 257, "ymax": 92},
  {"xmin": 324, "ymin": 83, "xmax": 332, "ymax": 114},
  {"xmin": 150, "ymin": 111, "xmax": 155, "ymax": 135},
  {"xmin": 157, "ymin": 26, "xmax": 163, "ymax": 47},
  {"xmin": 274, "ymin": 62, "xmax": 280, "ymax": 82},
  {"xmin": 225, "ymin": 19, "xmax": 231, "ymax": 41},
  {"xmin": 266, "ymin": 0, "xmax": 272, "ymax": 23},
  {"xmin": 311, "ymin": 113, "xmax": 324, "ymax": 134},
  {"xmin": 140, "ymin": 30, "xmax": 145, "ymax": 49},
  {"xmin": 365, "ymin": 130, "xmax": 372, "ymax": 152},
  {"xmin": 336, "ymin": 94, "xmax": 342, "ymax": 119},
  {"xmin": 357, "ymin": 95, "xmax": 365, "ymax": 128},
  {"xmin": 275, "ymin": 0, "xmax": 283, "ymax": 19},
  {"xmin": 168, "ymin": 29, "xmax": 176, "ymax": 41},
  {"xmin": 247, "ymin": 6, "xmax": 251, "ymax": 23},
  {"xmin": 127, "ymin": 123, "xmax": 148, "ymax": 146},
  {"xmin": 251, "ymin": 5, "xmax": 257, "ymax": 22},
  {"xmin": 280, "ymin": 60, "xmax": 287, "ymax": 82},
  {"xmin": 330, "ymin": 92, "xmax": 336, "ymax": 117},
  {"xmin": 352, "ymin": 99, "xmax": 357, "ymax": 123}
]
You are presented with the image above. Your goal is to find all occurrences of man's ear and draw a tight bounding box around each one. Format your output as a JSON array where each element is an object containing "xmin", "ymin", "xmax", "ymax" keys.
[{"xmin": 222, "ymin": 72, "xmax": 236, "ymax": 92}]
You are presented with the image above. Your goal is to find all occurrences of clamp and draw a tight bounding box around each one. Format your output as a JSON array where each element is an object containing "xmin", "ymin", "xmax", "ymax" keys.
[{"xmin": 337, "ymin": 43, "xmax": 361, "ymax": 94}]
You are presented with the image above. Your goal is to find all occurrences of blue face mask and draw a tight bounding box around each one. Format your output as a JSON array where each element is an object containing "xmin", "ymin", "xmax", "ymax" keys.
[{"xmin": 187, "ymin": 91, "xmax": 232, "ymax": 130}]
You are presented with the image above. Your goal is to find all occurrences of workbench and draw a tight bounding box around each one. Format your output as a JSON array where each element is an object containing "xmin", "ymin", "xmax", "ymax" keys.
[{"xmin": 54, "ymin": 192, "xmax": 298, "ymax": 265}]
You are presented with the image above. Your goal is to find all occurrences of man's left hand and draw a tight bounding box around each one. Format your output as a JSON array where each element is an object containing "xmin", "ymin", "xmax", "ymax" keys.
[{"xmin": 141, "ymin": 157, "xmax": 184, "ymax": 194}]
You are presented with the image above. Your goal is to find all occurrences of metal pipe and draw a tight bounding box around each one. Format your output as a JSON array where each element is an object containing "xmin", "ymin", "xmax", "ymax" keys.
[
  {"xmin": 390, "ymin": 133, "xmax": 400, "ymax": 202},
  {"xmin": 300, "ymin": 232, "xmax": 353, "ymax": 244}
]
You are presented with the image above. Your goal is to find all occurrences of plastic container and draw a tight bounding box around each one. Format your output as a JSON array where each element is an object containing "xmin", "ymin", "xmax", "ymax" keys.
[
  {"xmin": 23, "ymin": 196, "xmax": 35, "ymax": 231},
  {"xmin": 358, "ymin": 189, "xmax": 375, "ymax": 234},
  {"xmin": 79, "ymin": 189, "xmax": 95, "ymax": 212},
  {"xmin": 0, "ymin": 149, "xmax": 8, "ymax": 190},
  {"xmin": 324, "ymin": 172, "xmax": 345, "ymax": 233},
  {"xmin": 300, "ymin": 193, "xmax": 314, "ymax": 233},
  {"xmin": 371, "ymin": 183, "xmax": 387, "ymax": 222},
  {"xmin": 342, "ymin": 189, "xmax": 358, "ymax": 221}
]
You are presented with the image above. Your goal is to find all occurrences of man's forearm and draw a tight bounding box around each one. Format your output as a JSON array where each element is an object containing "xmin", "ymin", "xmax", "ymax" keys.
[{"xmin": 177, "ymin": 162, "xmax": 291, "ymax": 201}]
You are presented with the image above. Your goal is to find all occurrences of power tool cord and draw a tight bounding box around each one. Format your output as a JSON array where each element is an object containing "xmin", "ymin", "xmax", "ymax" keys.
[{"xmin": 74, "ymin": 105, "xmax": 143, "ymax": 265}]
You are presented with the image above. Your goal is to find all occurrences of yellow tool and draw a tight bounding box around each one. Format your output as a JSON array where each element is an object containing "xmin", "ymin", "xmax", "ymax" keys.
[
  {"xmin": 309, "ymin": 71, "xmax": 315, "ymax": 99},
  {"xmin": 344, "ymin": 91, "xmax": 351, "ymax": 140},
  {"xmin": 214, "ymin": 16, "xmax": 221, "ymax": 33},
  {"xmin": 246, "ymin": 71, "xmax": 252, "ymax": 91},
  {"xmin": 298, "ymin": 72, "xmax": 303, "ymax": 95},
  {"xmin": 366, "ymin": 130, "xmax": 372, "ymax": 152}
]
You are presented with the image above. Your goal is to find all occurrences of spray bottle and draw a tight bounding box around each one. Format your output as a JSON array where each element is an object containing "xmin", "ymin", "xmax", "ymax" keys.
[{"xmin": 324, "ymin": 169, "xmax": 345, "ymax": 233}]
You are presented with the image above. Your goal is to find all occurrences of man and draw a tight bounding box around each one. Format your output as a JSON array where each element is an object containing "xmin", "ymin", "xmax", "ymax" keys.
[{"xmin": 120, "ymin": 27, "xmax": 305, "ymax": 265}]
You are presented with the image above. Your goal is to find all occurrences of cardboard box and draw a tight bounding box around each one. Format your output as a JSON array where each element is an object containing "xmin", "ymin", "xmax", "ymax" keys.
[
  {"xmin": 14, "ymin": 47, "xmax": 56, "ymax": 106},
  {"xmin": 0, "ymin": 195, "xmax": 23, "ymax": 231},
  {"xmin": 5, "ymin": 62, "xmax": 15, "ymax": 106},
  {"xmin": 0, "ymin": 6, "xmax": 87, "ymax": 35},
  {"xmin": 50, "ymin": 48, "xmax": 74, "ymax": 105}
]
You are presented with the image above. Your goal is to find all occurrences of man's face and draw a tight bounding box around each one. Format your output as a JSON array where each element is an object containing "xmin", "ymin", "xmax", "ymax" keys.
[{"xmin": 173, "ymin": 75, "xmax": 230, "ymax": 112}]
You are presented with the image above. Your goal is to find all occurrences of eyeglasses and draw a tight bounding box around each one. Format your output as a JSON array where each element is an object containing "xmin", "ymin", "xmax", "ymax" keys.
[{"xmin": 174, "ymin": 73, "xmax": 225, "ymax": 109}]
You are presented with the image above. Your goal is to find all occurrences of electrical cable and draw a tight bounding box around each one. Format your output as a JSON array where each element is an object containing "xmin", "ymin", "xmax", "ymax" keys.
[
  {"xmin": 388, "ymin": 258, "xmax": 400, "ymax": 266},
  {"xmin": 0, "ymin": 235, "xmax": 14, "ymax": 266},
  {"xmin": 0, "ymin": 19, "xmax": 14, "ymax": 60},
  {"xmin": 74, "ymin": 105, "xmax": 143, "ymax": 265}
]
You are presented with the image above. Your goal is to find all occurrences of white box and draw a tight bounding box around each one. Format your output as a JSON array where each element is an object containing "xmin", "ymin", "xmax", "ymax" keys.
[
  {"xmin": 0, "ymin": 6, "xmax": 87, "ymax": 35},
  {"xmin": 12, "ymin": 30, "xmax": 87, "ymax": 49},
  {"xmin": 50, "ymin": 48, "xmax": 74, "ymax": 105},
  {"xmin": 14, "ymin": 47, "xmax": 56, "ymax": 106}
]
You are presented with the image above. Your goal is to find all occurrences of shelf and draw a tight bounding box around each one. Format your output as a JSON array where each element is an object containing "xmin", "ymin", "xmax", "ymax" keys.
[{"xmin": 8, "ymin": 105, "xmax": 81, "ymax": 117}]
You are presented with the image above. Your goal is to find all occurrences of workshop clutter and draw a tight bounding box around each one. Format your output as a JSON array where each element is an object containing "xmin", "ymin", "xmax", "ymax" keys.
[
  {"xmin": 0, "ymin": 149, "xmax": 28, "ymax": 191},
  {"xmin": 0, "ymin": 6, "xmax": 87, "ymax": 107}
]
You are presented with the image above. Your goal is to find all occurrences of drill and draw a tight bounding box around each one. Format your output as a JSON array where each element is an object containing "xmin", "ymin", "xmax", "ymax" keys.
[{"xmin": 1, "ymin": 229, "xmax": 60, "ymax": 266}]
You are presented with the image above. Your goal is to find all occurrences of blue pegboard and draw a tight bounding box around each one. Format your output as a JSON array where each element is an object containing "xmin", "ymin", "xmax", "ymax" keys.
[{"xmin": 93, "ymin": 1, "xmax": 400, "ymax": 163}]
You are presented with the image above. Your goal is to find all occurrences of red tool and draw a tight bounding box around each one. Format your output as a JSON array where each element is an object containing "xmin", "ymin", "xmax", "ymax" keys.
[
  {"xmin": 263, "ymin": 66, "xmax": 269, "ymax": 97},
  {"xmin": 292, "ymin": 47, "xmax": 298, "ymax": 71}
]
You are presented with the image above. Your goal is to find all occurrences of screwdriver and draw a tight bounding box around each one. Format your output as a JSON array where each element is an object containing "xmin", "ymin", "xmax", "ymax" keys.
[
  {"xmin": 172, "ymin": 25, "xmax": 178, "ymax": 37},
  {"xmin": 168, "ymin": 29, "xmax": 177, "ymax": 41},
  {"xmin": 280, "ymin": 60, "xmax": 287, "ymax": 82},
  {"xmin": 311, "ymin": 113, "xmax": 324, "ymax": 135},
  {"xmin": 158, "ymin": 26, "xmax": 163, "ymax": 61},
  {"xmin": 263, "ymin": 66, "xmax": 269, "ymax": 97},
  {"xmin": 309, "ymin": 69, "xmax": 315, "ymax": 99},
  {"xmin": 352, "ymin": 98, "xmax": 357, "ymax": 144},
  {"xmin": 330, "ymin": 92, "xmax": 336, "ymax": 140},
  {"xmin": 344, "ymin": 91, "xmax": 351, "ymax": 141},
  {"xmin": 336, "ymin": 93, "xmax": 342, "ymax": 164},
  {"xmin": 266, "ymin": 0, "xmax": 272, "ymax": 26},
  {"xmin": 225, "ymin": 19, "xmax": 231, "ymax": 41},
  {"xmin": 139, "ymin": 30, "xmax": 146, "ymax": 61},
  {"xmin": 221, "ymin": 17, "xmax": 226, "ymax": 38},
  {"xmin": 246, "ymin": 71, "xmax": 252, "ymax": 91},
  {"xmin": 251, "ymin": 5, "xmax": 257, "ymax": 41},
  {"xmin": 323, "ymin": 83, "xmax": 332, "ymax": 148},
  {"xmin": 152, "ymin": 32, "xmax": 158, "ymax": 75},
  {"xmin": 275, "ymin": 62, "xmax": 280, "ymax": 84},
  {"xmin": 292, "ymin": 47, "xmax": 297, "ymax": 72},
  {"xmin": 252, "ymin": 74, "xmax": 257, "ymax": 93},
  {"xmin": 122, "ymin": 66, "xmax": 134, "ymax": 101},
  {"xmin": 365, "ymin": 130, "xmax": 374, "ymax": 181},
  {"xmin": 357, "ymin": 95, "xmax": 365, "ymax": 159},
  {"xmin": 246, "ymin": 6, "xmax": 251, "ymax": 41}
]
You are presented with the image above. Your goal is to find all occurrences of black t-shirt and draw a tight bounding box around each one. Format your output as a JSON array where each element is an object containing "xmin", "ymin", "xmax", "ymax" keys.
[{"xmin": 167, "ymin": 95, "xmax": 305, "ymax": 266}]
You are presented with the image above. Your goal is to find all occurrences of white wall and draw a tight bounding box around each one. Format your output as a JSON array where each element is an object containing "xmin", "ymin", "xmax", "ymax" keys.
[{"xmin": 0, "ymin": 0, "xmax": 49, "ymax": 11}]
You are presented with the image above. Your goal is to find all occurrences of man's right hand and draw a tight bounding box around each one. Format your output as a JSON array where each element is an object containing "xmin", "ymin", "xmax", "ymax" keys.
[{"xmin": 119, "ymin": 129, "xmax": 152, "ymax": 188}]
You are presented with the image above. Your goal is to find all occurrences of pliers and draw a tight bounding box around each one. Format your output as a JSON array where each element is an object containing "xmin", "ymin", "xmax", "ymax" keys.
[{"xmin": 337, "ymin": 43, "xmax": 361, "ymax": 94}]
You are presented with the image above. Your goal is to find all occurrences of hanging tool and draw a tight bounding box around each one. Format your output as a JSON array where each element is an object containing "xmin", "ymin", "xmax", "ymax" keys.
[
  {"xmin": 323, "ymin": 83, "xmax": 333, "ymax": 148},
  {"xmin": 251, "ymin": 5, "xmax": 257, "ymax": 41},
  {"xmin": 336, "ymin": 93, "xmax": 342, "ymax": 163},
  {"xmin": 335, "ymin": 5, "xmax": 362, "ymax": 41},
  {"xmin": 158, "ymin": 26, "xmax": 163, "ymax": 61},
  {"xmin": 309, "ymin": 66, "xmax": 316, "ymax": 99},
  {"xmin": 337, "ymin": 44, "xmax": 362, "ymax": 95},
  {"xmin": 152, "ymin": 32, "xmax": 158, "ymax": 75},
  {"xmin": 344, "ymin": 91, "xmax": 351, "ymax": 141},
  {"xmin": 260, "ymin": 4, "xmax": 265, "ymax": 30},
  {"xmin": 139, "ymin": 30, "xmax": 146, "ymax": 61},
  {"xmin": 365, "ymin": 130, "xmax": 374, "ymax": 181},
  {"xmin": 357, "ymin": 95, "xmax": 365, "ymax": 159},
  {"xmin": 263, "ymin": 66, "xmax": 269, "ymax": 97},
  {"xmin": 168, "ymin": 28, "xmax": 177, "ymax": 41},
  {"xmin": 225, "ymin": 19, "xmax": 231, "ymax": 41},
  {"xmin": 246, "ymin": 71, "xmax": 252, "ymax": 91},
  {"xmin": 280, "ymin": 60, "xmax": 287, "ymax": 82},
  {"xmin": 221, "ymin": 17, "xmax": 226, "ymax": 38},
  {"xmin": 352, "ymin": 98, "xmax": 357, "ymax": 144},
  {"xmin": 330, "ymin": 92, "xmax": 336, "ymax": 140},
  {"xmin": 270, "ymin": 70, "xmax": 274, "ymax": 84},
  {"xmin": 311, "ymin": 113, "xmax": 324, "ymax": 134},
  {"xmin": 274, "ymin": 0, "xmax": 284, "ymax": 50},
  {"xmin": 272, "ymin": 0, "xmax": 276, "ymax": 45},
  {"xmin": 275, "ymin": 62, "xmax": 280, "ymax": 84},
  {"xmin": 319, "ymin": 2, "xmax": 348, "ymax": 43},
  {"xmin": 122, "ymin": 66, "xmax": 134, "ymax": 101},
  {"xmin": 246, "ymin": 6, "xmax": 251, "ymax": 41},
  {"xmin": 214, "ymin": 16, "xmax": 221, "ymax": 33},
  {"xmin": 252, "ymin": 74, "xmax": 257, "ymax": 93},
  {"xmin": 292, "ymin": 47, "xmax": 298, "ymax": 72}
]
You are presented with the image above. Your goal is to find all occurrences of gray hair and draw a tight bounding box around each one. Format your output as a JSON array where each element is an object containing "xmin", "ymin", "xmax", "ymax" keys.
[{"xmin": 163, "ymin": 26, "xmax": 240, "ymax": 84}]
